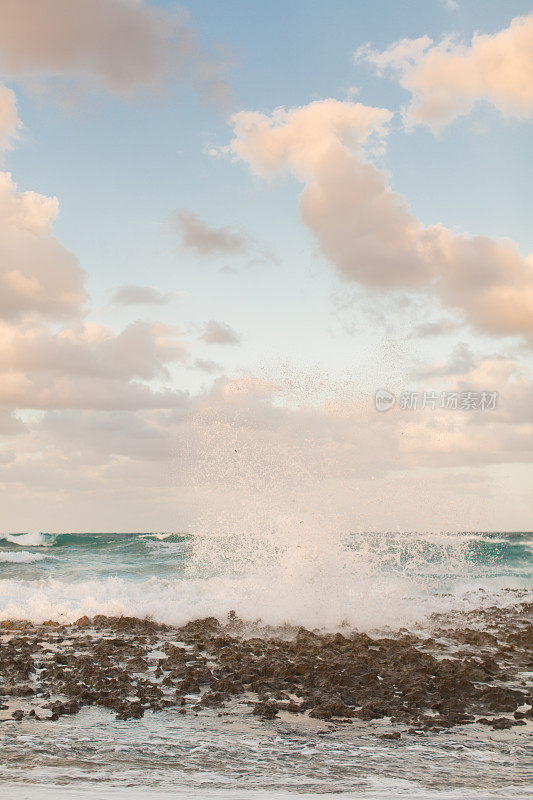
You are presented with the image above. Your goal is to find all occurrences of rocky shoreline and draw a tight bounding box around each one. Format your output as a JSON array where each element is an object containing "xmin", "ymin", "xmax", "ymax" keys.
[{"xmin": 1, "ymin": 602, "xmax": 531, "ymax": 737}]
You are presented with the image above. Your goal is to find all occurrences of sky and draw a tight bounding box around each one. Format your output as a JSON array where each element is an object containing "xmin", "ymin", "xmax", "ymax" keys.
[{"xmin": 0, "ymin": 0, "xmax": 532, "ymax": 533}]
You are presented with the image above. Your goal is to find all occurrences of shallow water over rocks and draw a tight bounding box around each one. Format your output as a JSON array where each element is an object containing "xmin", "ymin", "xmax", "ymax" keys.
[{"xmin": 0, "ymin": 600, "xmax": 531, "ymax": 797}]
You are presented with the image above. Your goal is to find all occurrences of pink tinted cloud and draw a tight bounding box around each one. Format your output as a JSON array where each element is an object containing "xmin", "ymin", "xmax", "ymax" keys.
[
  {"xmin": 229, "ymin": 100, "xmax": 533, "ymax": 338},
  {"xmin": 174, "ymin": 210, "xmax": 247, "ymax": 256},
  {"xmin": 0, "ymin": 83, "xmax": 20, "ymax": 151},
  {"xmin": 0, "ymin": 0, "xmax": 232, "ymax": 104},
  {"xmin": 0, "ymin": 172, "xmax": 86, "ymax": 319},
  {"xmin": 355, "ymin": 15, "xmax": 533, "ymax": 129}
]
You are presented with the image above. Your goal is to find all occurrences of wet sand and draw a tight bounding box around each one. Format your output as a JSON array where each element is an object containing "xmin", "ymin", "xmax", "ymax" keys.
[{"xmin": 4, "ymin": 784, "xmax": 531, "ymax": 800}]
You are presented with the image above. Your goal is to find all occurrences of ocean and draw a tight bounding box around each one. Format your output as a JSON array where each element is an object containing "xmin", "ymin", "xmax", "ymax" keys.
[
  {"xmin": 0, "ymin": 530, "xmax": 531, "ymax": 628},
  {"xmin": 0, "ymin": 530, "xmax": 531, "ymax": 799}
]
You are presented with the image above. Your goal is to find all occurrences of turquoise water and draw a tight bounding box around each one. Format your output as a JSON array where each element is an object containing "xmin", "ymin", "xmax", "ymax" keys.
[
  {"xmin": 0, "ymin": 532, "xmax": 195, "ymax": 582},
  {"xmin": 0, "ymin": 530, "xmax": 531, "ymax": 582},
  {"xmin": 0, "ymin": 531, "xmax": 531, "ymax": 629},
  {"xmin": 0, "ymin": 530, "xmax": 531, "ymax": 798}
]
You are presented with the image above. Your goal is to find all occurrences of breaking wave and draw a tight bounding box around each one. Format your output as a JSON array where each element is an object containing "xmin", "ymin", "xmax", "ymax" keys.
[
  {"xmin": 0, "ymin": 403, "xmax": 530, "ymax": 632},
  {"xmin": 0, "ymin": 568, "xmax": 530, "ymax": 631},
  {"xmin": 0, "ymin": 532, "xmax": 59, "ymax": 547},
  {"xmin": 0, "ymin": 551, "xmax": 49, "ymax": 564}
]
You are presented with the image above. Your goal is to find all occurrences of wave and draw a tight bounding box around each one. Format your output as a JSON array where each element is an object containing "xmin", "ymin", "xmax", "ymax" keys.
[
  {"xmin": 143, "ymin": 533, "xmax": 193, "ymax": 544},
  {"xmin": 0, "ymin": 532, "xmax": 108, "ymax": 548},
  {"xmin": 0, "ymin": 551, "xmax": 49, "ymax": 563},
  {"xmin": 0, "ymin": 530, "xmax": 529, "ymax": 551},
  {"xmin": 0, "ymin": 573, "xmax": 529, "ymax": 631},
  {"xmin": 0, "ymin": 531, "xmax": 191, "ymax": 549},
  {"xmin": 0, "ymin": 532, "xmax": 58, "ymax": 547}
]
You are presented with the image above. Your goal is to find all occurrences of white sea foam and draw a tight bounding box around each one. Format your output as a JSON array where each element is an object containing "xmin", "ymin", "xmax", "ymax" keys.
[
  {"xmin": 0, "ymin": 572, "xmax": 528, "ymax": 630},
  {"xmin": 0, "ymin": 551, "xmax": 49, "ymax": 564},
  {"xmin": 0, "ymin": 532, "xmax": 56, "ymax": 547}
]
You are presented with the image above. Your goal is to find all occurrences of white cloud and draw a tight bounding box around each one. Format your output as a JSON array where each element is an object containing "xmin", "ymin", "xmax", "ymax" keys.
[
  {"xmin": 0, "ymin": 320, "xmax": 186, "ymax": 379},
  {"xmin": 230, "ymin": 99, "xmax": 392, "ymax": 178},
  {"xmin": 40, "ymin": 409, "xmax": 184, "ymax": 463}
]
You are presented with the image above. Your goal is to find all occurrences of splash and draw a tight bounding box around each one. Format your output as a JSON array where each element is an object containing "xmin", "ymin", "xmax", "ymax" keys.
[
  {"xmin": 179, "ymin": 377, "xmax": 472, "ymax": 630},
  {"xmin": 0, "ymin": 572, "xmax": 528, "ymax": 629}
]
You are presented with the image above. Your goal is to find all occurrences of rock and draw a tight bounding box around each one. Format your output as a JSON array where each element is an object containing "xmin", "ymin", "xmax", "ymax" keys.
[
  {"xmin": 491, "ymin": 718, "xmax": 515, "ymax": 730},
  {"xmin": 0, "ymin": 605, "xmax": 529, "ymax": 733},
  {"xmin": 252, "ymin": 701, "xmax": 279, "ymax": 719}
]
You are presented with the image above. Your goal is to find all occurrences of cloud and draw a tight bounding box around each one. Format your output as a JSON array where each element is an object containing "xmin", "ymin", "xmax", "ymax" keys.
[
  {"xmin": 0, "ymin": 320, "xmax": 187, "ymax": 380},
  {"xmin": 1, "ymin": 368, "xmax": 532, "ymax": 531},
  {"xmin": 355, "ymin": 15, "xmax": 533, "ymax": 129},
  {"xmin": 0, "ymin": 120, "xmax": 188, "ymax": 413},
  {"xmin": 0, "ymin": 83, "xmax": 20, "ymax": 151},
  {"xmin": 0, "ymin": 88, "xmax": 192, "ymax": 416},
  {"xmin": 173, "ymin": 370, "xmax": 533, "ymax": 492},
  {"xmin": 229, "ymin": 99, "xmax": 533, "ymax": 339},
  {"xmin": 194, "ymin": 358, "xmax": 224, "ymax": 374},
  {"xmin": 0, "ymin": 409, "xmax": 24, "ymax": 435},
  {"xmin": 40, "ymin": 409, "xmax": 184, "ymax": 463},
  {"xmin": 413, "ymin": 318, "xmax": 460, "ymax": 337},
  {"xmin": 0, "ymin": 171, "xmax": 86, "ymax": 319},
  {"xmin": 171, "ymin": 209, "xmax": 278, "ymax": 268},
  {"xmin": 0, "ymin": 0, "xmax": 231, "ymax": 104},
  {"xmin": 413, "ymin": 342, "xmax": 476, "ymax": 378},
  {"xmin": 229, "ymin": 99, "xmax": 392, "ymax": 178},
  {"xmin": 0, "ymin": 319, "xmax": 188, "ymax": 410},
  {"xmin": 201, "ymin": 320, "xmax": 240, "ymax": 345},
  {"xmin": 401, "ymin": 354, "xmax": 533, "ymax": 467},
  {"xmin": 0, "ymin": 375, "xmax": 187, "ymax": 412},
  {"xmin": 411, "ymin": 349, "xmax": 533, "ymax": 422},
  {"xmin": 110, "ymin": 284, "xmax": 177, "ymax": 306},
  {"xmin": 174, "ymin": 210, "xmax": 247, "ymax": 256}
]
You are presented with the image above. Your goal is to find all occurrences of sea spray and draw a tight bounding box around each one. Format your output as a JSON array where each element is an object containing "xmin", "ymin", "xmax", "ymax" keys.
[
  {"xmin": 0, "ymin": 384, "xmax": 528, "ymax": 629},
  {"xmin": 0, "ymin": 536, "xmax": 529, "ymax": 628},
  {"xmin": 181, "ymin": 381, "xmax": 471, "ymax": 629}
]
